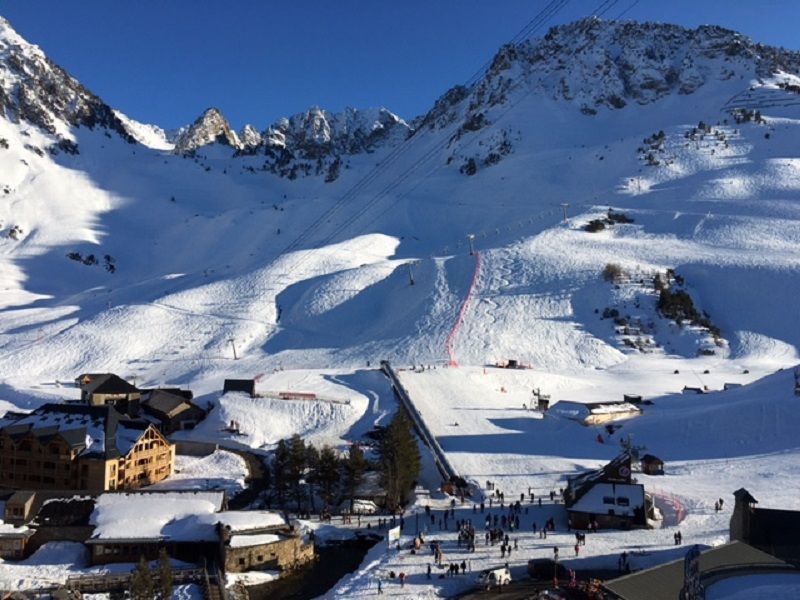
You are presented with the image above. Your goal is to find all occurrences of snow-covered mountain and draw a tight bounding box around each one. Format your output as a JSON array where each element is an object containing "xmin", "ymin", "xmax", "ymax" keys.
[
  {"xmin": 1, "ymin": 14, "xmax": 800, "ymax": 401},
  {"xmin": 4, "ymin": 15, "xmax": 800, "ymax": 596},
  {"xmin": 0, "ymin": 16, "xmax": 131, "ymax": 142},
  {"xmin": 241, "ymin": 106, "xmax": 411, "ymax": 181},
  {"xmin": 170, "ymin": 104, "xmax": 411, "ymax": 182},
  {"xmin": 172, "ymin": 107, "xmax": 241, "ymax": 153}
]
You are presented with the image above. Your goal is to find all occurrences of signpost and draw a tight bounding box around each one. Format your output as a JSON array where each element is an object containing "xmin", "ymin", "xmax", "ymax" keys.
[{"xmin": 387, "ymin": 525, "xmax": 401, "ymax": 550}]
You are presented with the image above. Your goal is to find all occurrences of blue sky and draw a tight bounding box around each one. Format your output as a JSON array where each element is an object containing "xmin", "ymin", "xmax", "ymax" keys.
[{"xmin": 1, "ymin": 1, "xmax": 798, "ymax": 130}]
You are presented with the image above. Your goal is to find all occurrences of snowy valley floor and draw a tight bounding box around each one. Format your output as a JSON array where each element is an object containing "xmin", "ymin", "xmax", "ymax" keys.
[{"xmin": 313, "ymin": 358, "xmax": 800, "ymax": 598}]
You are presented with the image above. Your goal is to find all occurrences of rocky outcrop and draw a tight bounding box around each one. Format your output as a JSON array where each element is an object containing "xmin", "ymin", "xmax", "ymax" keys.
[
  {"xmin": 0, "ymin": 17, "xmax": 133, "ymax": 142},
  {"xmin": 173, "ymin": 108, "xmax": 241, "ymax": 154}
]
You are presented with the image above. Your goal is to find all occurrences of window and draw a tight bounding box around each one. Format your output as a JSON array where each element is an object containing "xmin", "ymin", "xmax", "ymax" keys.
[
  {"xmin": 616, "ymin": 497, "xmax": 630, "ymax": 507},
  {"xmin": 19, "ymin": 441, "xmax": 31, "ymax": 452},
  {"xmin": 602, "ymin": 496, "xmax": 615, "ymax": 505},
  {"xmin": 238, "ymin": 558, "xmax": 245, "ymax": 566},
  {"xmin": 49, "ymin": 444, "xmax": 60, "ymax": 455},
  {"xmin": 257, "ymin": 555, "xmax": 263, "ymax": 561}
]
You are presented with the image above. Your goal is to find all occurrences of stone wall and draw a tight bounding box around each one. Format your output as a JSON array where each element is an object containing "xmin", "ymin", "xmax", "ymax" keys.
[{"xmin": 224, "ymin": 536, "xmax": 314, "ymax": 573}]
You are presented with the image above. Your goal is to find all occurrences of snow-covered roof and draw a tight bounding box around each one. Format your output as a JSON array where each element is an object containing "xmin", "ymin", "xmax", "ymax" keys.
[
  {"xmin": 0, "ymin": 523, "xmax": 31, "ymax": 537},
  {"xmin": 89, "ymin": 491, "xmax": 225, "ymax": 542},
  {"xmin": 229, "ymin": 533, "xmax": 282, "ymax": 548},
  {"xmin": 217, "ymin": 510, "xmax": 286, "ymax": 533},
  {"xmin": 551, "ymin": 400, "xmax": 641, "ymax": 417},
  {"xmin": 0, "ymin": 404, "xmax": 151, "ymax": 459}
]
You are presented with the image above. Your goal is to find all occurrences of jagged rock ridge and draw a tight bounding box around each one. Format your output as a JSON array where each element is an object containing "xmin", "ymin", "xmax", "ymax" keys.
[
  {"xmin": 0, "ymin": 17, "xmax": 132, "ymax": 142},
  {"xmin": 172, "ymin": 107, "xmax": 241, "ymax": 154},
  {"xmin": 420, "ymin": 17, "xmax": 800, "ymax": 175},
  {"xmin": 237, "ymin": 106, "xmax": 411, "ymax": 181}
]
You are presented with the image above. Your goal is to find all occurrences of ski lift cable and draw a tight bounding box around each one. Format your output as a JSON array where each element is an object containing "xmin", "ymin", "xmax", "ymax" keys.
[
  {"xmin": 273, "ymin": 0, "xmax": 575, "ymax": 263},
  {"xmin": 277, "ymin": 0, "xmax": 621, "ymax": 276}
]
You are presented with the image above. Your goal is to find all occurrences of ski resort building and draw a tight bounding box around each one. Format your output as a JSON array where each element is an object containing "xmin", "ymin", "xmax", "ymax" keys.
[
  {"xmin": 75, "ymin": 373, "xmax": 142, "ymax": 416},
  {"xmin": 602, "ymin": 541, "xmax": 793, "ymax": 600},
  {"xmin": 220, "ymin": 512, "xmax": 314, "ymax": 573},
  {"xmin": 0, "ymin": 524, "xmax": 33, "ymax": 559},
  {"xmin": 550, "ymin": 400, "xmax": 642, "ymax": 425},
  {"xmin": 87, "ymin": 492, "xmax": 313, "ymax": 574},
  {"xmin": 140, "ymin": 389, "xmax": 206, "ymax": 433},
  {"xmin": 564, "ymin": 453, "xmax": 657, "ymax": 530},
  {"xmin": 223, "ymin": 379, "xmax": 256, "ymax": 398},
  {"xmin": 0, "ymin": 404, "xmax": 174, "ymax": 492},
  {"xmin": 731, "ymin": 488, "xmax": 800, "ymax": 565}
]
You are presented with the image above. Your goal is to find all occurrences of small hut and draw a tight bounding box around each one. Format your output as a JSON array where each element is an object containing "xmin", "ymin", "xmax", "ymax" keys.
[{"xmin": 640, "ymin": 454, "xmax": 664, "ymax": 475}]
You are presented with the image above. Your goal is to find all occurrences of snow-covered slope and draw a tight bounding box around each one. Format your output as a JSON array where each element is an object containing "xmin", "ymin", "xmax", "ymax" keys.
[
  {"xmin": 0, "ymin": 15, "xmax": 799, "ymax": 414},
  {"xmin": 114, "ymin": 109, "xmax": 174, "ymax": 151}
]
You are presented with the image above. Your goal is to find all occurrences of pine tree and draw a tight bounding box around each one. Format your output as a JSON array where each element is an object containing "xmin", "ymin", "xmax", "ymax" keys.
[
  {"xmin": 316, "ymin": 445, "xmax": 341, "ymax": 506},
  {"xmin": 272, "ymin": 439, "xmax": 291, "ymax": 504},
  {"xmin": 343, "ymin": 444, "xmax": 368, "ymax": 511},
  {"xmin": 305, "ymin": 444, "xmax": 320, "ymax": 511},
  {"xmin": 129, "ymin": 556, "xmax": 154, "ymax": 600},
  {"xmin": 378, "ymin": 410, "xmax": 421, "ymax": 510},
  {"xmin": 287, "ymin": 434, "xmax": 308, "ymax": 511},
  {"xmin": 157, "ymin": 548, "xmax": 174, "ymax": 599}
]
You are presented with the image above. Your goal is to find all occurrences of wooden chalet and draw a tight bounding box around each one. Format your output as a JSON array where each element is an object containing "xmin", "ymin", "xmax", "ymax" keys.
[
  {"xmin": 564, "ymin": 453, "xmax": 657, "ymax": 530},
  {"xmin": 640, "ymin": 454, "xmax": 664, "ymax": 475},
  {"xmin": 75, "ymin": 373, "xmax": 141, "ymax": 416},
  {"xmin": 141, "ymin": 390, "xmax": 206, "ymax": 434}
]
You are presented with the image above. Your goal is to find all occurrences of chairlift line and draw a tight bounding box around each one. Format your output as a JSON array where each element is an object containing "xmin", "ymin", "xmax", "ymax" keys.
[
  {"xmin": 273, "ymin": 0, "xmax": 574, "ymax": 266},
  {"xmin": 272, "ymin": 0, "xmax": 617, "ymax": 278}
]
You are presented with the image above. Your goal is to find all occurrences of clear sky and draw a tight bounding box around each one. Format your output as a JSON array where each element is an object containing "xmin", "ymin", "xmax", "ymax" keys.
[{"xmin": 1, "ymin": 1, "xmax": 798, "ymax": 130}]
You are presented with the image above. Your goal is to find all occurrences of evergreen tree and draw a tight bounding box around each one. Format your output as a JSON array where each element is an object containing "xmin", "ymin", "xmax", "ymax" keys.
[
  {"xmin": 305, "ymin": 444, "xmax": 320, "ymax": 511},
  {"xmin": 157, "ymin": 548, "xmax": 174, "ymax": 599},
  {"xmin": 272, "ymin": 439, "xmax": 291, "ymax": 504},
  {"xmin": 378, "ymin": 410, "xmax": 421, "ymax": 510},
  {"xmin": 342, "ymin": 443, "xmax": 368, "ymax": 511},
  {"xmin": 287, "ymin": 434, "xmax": 308, "ymax": 510},
  {"xmin": 316, "ymin": 445, "xmax": 341, "ymax": 506},
  {"xmin": 129, "ymin": 556, "xmax": 154, "ymax": 600}
]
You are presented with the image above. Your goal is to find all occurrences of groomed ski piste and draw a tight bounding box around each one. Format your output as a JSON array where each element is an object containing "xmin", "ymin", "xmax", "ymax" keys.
[{"xmin": 2, "ymin": 15, "xmax": 800, "ymax": 598}]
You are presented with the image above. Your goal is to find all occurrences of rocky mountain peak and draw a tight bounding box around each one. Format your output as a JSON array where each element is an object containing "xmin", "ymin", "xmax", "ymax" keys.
[
  {"xmin": 173, "ymin": 107, "xmax": 241, "ymax": 154},
  {"xmin": 239, "ymin": 124, "xmax": 262, "ymax": 149},
  {"xmin": 0, "ymin": 16, "xmax": 133, "ymax": 141},
  {"xmin": 237, "ymin": 105, "xmax": 411, "ymax": 181},
  {"xmin": 422, "ymin": 18, "xmax": 800, "ymax": 131}
]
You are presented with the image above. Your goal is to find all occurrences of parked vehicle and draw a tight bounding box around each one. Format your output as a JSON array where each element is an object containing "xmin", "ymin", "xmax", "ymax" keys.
[
  {"xmin": 475, "ymin": 567, "xmax": 511, "ymax": 590},
  {"xmin": 527, "ymin": 558, "xmax": 569, "ymax": 580}
]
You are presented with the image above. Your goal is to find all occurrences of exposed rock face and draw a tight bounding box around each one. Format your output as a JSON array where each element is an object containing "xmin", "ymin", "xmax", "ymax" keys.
[
  {"xmin": 418, "ymin": 18, "xmax": 800, "ymax": 175},
  {"xmin": 239, "ymin": 124, "xmax": 262, "ymax": 149},
  {"xmin": 237, "ymin": 106, "xmax": 411, "ymax": 181},
  {"xmin": 422, "ymin": 18, "xmax": 800, "ymax": 131},
  {"xmin": 172, "ymin": 108, "xmax": 241, "ymax": 154},
  {"xmin": 0, "ymin": 17, "xmax": 133, "ymax": 141}
]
